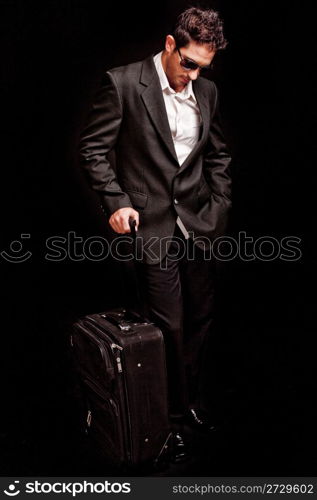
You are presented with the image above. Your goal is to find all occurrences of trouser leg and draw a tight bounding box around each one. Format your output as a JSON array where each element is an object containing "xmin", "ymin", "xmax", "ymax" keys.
[
  {"xmin": 136, "ymin": 230, "xmax": 216, "ymax": 417},
  {"xmin": 136, "ymin": 239, "xmax": 188, "ymax": 419},
  {"xmin": 180, "ymin": 238, "xmax": 216, "ymax": 410}
]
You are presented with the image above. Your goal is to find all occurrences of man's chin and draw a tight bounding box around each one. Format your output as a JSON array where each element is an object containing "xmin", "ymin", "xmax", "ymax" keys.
[{"xmin": 173, "ymin": 78, "xmax": 189, "ymax": 92}]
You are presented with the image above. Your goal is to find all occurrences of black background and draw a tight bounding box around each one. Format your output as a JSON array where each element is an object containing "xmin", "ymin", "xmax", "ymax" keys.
[{"xmin": 0, "ymin": 0, "xmax": 315, "ymax": 476}]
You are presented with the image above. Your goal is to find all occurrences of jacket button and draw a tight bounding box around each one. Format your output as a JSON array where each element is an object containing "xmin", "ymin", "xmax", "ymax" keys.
[{"xmin": 174, "ymin": 198, "xmax": 179, "ymax": 205}]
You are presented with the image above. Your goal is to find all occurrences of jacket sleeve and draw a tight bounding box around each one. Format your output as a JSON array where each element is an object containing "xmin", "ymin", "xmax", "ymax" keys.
[
  {"xmin": 78, "ymin": 71, "xmax": 133, "ymax": 215},
  {"xmin": 202, "ymin": 82, "xmax": 232, "ymax": 236}
]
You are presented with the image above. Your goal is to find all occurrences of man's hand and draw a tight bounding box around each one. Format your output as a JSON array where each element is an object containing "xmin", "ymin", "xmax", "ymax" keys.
[{"xmin": 109, "ymin": 207, "xmax": 139, "ymax": 234}]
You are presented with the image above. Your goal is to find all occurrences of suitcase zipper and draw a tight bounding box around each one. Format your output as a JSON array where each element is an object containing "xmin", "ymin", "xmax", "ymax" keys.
[
  {"xmin": 83, "ymin": 376, "xmax": 120, "ymax": 419},
  {"xmin": 111, "ymin": 343, "xmax": 123, "ymax": 373},
  {"xmin": 83, "ymin": 317, "xmax": 133, "ymax": 460},
  {"xmin": 73, "ymin": 321, "xmax": 128, "ymax": 462},
  {"xmin": 72, "ymin": 324, "xmax": 114, "ymax": 377},
  {"xmin": 86, "ymin": 409, "xmax": 92, "ymax": 427}
]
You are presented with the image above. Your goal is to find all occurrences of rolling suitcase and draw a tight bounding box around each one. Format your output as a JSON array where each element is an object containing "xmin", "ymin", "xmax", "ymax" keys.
[{"xmin": 69, "ymin": 222, "xmax": 171, "ymax": 467}]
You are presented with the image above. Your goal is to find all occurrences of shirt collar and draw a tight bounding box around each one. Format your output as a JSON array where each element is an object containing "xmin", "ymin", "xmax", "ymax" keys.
[{"xmin": 153, "ymin": 51, "xmax": 196, "ymax": 102}]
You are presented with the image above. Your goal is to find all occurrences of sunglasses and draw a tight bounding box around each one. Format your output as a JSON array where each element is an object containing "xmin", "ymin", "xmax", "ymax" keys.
[{"xmin": 177, "ymin": 48, "xmax": 213, "ymax": 72}]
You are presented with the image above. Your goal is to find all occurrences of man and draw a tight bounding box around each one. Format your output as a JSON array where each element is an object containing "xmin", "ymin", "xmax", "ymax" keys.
[{"xmin": 79, "ymin": 7, "xmax": 231, "ymax": 462}]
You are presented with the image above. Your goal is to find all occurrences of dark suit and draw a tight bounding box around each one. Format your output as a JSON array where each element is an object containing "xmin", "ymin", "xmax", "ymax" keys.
[{"xmin": 79, "ymin": 55, "xmax": 231, "ymax": 418}]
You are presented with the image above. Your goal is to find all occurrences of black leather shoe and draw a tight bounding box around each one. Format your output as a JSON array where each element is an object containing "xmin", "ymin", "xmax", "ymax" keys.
[
  {"xmin": 170, "ymin": 432, "xmax": 189, "ymax": 463},
  {"xmin": 186, "ymin": 408, "xmax": 217, "ymax": 432}
]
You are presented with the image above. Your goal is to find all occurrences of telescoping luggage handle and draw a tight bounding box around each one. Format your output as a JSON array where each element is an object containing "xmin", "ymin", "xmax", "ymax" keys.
[
  {"xmin": 129, "ymin": 217, "xmax": 136, "ymax": 232},
  {"xmin": 100, "ymin": 216, "xmax": 148, "ymax": 332},
  {"xmin": 128, "ymin": 216, "xmax": 137, "ymax": 240}
]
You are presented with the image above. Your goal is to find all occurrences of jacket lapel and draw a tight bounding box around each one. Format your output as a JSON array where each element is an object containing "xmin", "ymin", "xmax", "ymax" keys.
[
  {"xmin": 140, "ymin": 57, "xmax": 179, "ymax": 164},
  {"xmin": 139, "ymin": 57, "xmax": 210, "ymax": 170}
]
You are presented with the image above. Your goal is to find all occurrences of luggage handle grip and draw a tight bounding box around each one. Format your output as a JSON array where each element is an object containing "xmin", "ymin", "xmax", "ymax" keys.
[
  {"xmin": 100, "ymin": 310, "xmax": 151, "ymax": 332},
  {"xmin": 101, "ymin": 313, "xmax": 132, "ymax": 332},
  {"xmin": 128, "ymin": 217, "xmax": 137, "ymax": 237}
]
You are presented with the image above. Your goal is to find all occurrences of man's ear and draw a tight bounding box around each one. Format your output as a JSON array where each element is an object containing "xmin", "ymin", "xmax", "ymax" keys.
[{"xmin": 165, "ymin": 34, "xmax": 176, "ymax": 54}]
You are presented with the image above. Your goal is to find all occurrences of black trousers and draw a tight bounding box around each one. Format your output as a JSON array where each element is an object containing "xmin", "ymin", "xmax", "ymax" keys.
[{"xmin": 137, "ymin": 226, "xmax": 216, "ymax": 420}]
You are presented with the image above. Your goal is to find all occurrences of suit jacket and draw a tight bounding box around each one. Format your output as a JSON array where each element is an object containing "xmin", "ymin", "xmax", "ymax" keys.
[{"xmin": 79, "ymin": 55, "xmax": 232, "ymax": 263}]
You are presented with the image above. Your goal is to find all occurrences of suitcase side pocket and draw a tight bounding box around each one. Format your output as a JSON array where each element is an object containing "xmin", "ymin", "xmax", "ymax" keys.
[{"xmin": 83, "ymin": 379, "xmax": 125, "ymax": 466}]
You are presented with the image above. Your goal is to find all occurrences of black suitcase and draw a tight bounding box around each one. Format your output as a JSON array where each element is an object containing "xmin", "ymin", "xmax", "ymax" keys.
[{"xmin": 70, "ymin": 308, "xmax": 171, "ymax": 468}]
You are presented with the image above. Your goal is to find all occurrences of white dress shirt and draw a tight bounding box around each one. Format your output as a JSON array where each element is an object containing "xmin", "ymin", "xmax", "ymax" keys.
[{"xmin": 153, "ymin": 51, "xmax": 202, "ymax": 238}]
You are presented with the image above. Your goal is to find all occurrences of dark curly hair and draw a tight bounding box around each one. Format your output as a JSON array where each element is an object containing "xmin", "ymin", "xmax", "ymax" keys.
[{"xmin": 173, "ymin": 7, "xmax": 227, "ymax": 50}]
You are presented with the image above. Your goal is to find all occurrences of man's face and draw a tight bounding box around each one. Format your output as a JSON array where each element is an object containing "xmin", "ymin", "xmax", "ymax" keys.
[{"xmin": 162, "ymin": 35, "xmax": 216, "ymax": 93}]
